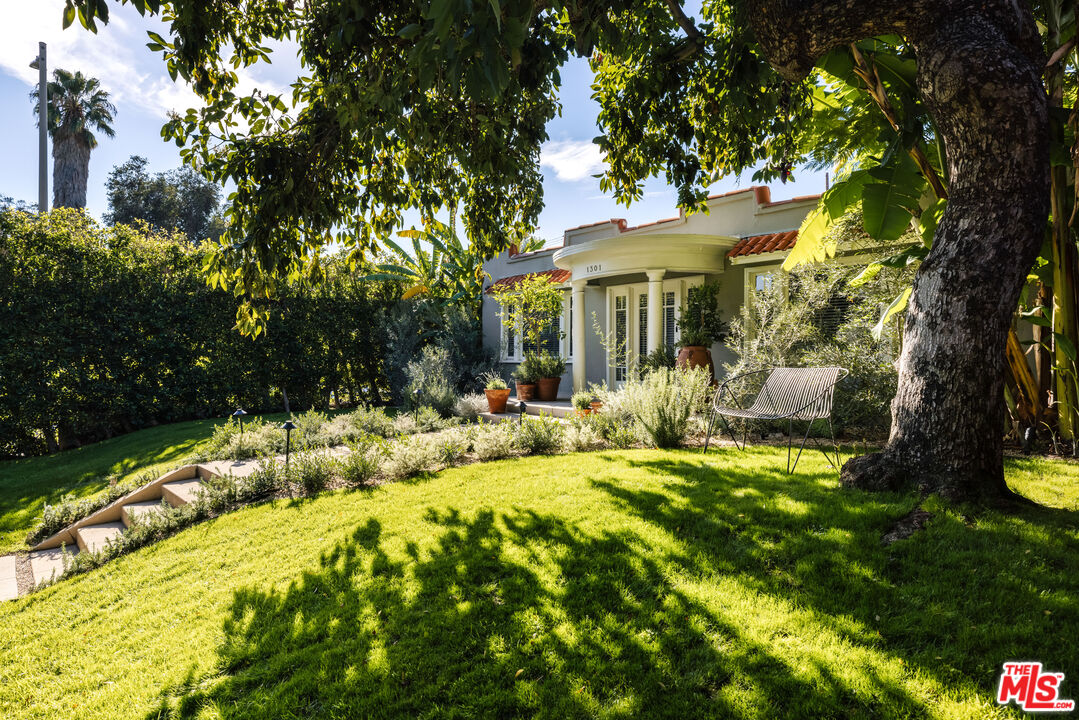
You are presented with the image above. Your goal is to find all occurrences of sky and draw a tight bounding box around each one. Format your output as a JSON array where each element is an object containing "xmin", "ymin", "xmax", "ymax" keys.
[{"xmin": 0, "ymin": 1, "xmax": 828, "ymax": 244}]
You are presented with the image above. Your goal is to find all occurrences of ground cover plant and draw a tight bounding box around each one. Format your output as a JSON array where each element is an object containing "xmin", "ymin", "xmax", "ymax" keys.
[{"xmin": 0, "ymin": 445, "xmax": 1075, "ymax": 719}]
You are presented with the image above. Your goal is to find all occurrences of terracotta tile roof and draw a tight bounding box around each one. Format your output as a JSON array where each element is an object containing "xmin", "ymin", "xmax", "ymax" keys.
[
  {"xmin": 485, "ymin": 268, "xmax": 571, "ymax": 294},
  {"xmin": 727, "ymin": 230, "xmax": 799, "ymax": 258}
]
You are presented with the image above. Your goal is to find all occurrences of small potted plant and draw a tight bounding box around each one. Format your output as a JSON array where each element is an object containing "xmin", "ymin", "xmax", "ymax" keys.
[
  {"xmin": 514, "ymin": 354, "xmax": 540, "ymax": 401},
  {"xmin": 571, "ymin": 391, "xmax": 593, "ymax": 417},
  {"xmin": 535, "ymin": 353, "xmax": 566, "ymax": 401},
  {"xmin": 482, "ymin": 373, "xmax": 511, "ymax": 413},
  {"xmin": 676, "ymin": 281, "xmax": 728, "ymax": 383}
]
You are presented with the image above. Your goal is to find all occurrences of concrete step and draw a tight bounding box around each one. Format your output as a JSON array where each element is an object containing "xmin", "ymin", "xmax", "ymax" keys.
[
  {"xmin": 0, "ymin": 555, "xmax": 17, "ymax": 601},
  {"xmin": 122, "ymin": 500, "xmax": 168, "ymax": 527},
  {"xmin": 506, "ymin": 399, "xmax": 575, "ymax": 418},
  {"xmin": 28, "ymin": 547, "xmax": 75, "ymax": 587},
  {"xmin": 161, "ymin": 478, "xmax": 204, "ymax": 506},
  {"xmin": 75, "ymin": 522, "xmax": 125, "ymax": 554}
]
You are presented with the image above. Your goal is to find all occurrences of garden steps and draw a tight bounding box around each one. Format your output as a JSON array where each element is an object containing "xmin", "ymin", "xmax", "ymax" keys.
[
  {"xmin": 0, "ymin": 463, "xmax": 224, "ymax": 598},
  {"xmin": 121, "ymin": 500, "xmax": 168, "ymax": 527},
  {"xmin": 75, "ymin": 522, "xmax": 125, "ymax": 554}
]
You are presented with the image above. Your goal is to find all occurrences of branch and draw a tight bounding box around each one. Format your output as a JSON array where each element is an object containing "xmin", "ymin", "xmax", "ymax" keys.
[
  {"xmin": 665, "ymin": 0, "xmax": 701, "ymax": 41},
  {"xmin": 747, "ymin": 0, "xmax": 918, "ymax": 80}
]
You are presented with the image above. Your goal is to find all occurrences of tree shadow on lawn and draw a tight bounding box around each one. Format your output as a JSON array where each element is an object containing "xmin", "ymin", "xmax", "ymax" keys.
[
  {"xmin": 603, "ymin": 449, "xmax": 1079, "ymax": 710},
  {"xmin": 144, "ymin": 508, "xmax": 928, "ymax": 718}
]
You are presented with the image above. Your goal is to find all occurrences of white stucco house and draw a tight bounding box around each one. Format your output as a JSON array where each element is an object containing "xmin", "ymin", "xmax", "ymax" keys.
[{"xmin": 480, "ymin": 185, "xmax": 820, "ymax": 394}]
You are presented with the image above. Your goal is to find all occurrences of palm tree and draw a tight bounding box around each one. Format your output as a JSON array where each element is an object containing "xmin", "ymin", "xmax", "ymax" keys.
[{"xmin": 29, "ymin": 69, "xmax": 116, "ymax": 209}]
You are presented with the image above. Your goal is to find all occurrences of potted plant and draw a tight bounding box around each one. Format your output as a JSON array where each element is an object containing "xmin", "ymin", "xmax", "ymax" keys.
[
  {"xmin": 535, "ymin": 353, "xmax": 566, "ymax": 401},
  {"xmin": 514, "ymin": 354, "xmax": 540, "ymax": 401},
  {"xmin": 571, "ymin": 391, "xmax": 593, "ymax": 417},
  {"xmin": 482, "ymin": 373, "xmax": 511, "ymax": 414},
  {"xmin": 676, "ymin": 281, "xmax": 728, "ymax": 383}
]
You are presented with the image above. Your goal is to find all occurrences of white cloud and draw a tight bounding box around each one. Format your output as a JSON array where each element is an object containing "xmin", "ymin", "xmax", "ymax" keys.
[
  {"xmin": 540, "ymin": 139, "xmax": 605, "ymax": 182},
  {"xmin": 0, "ymin": 1, "xmax": 296, "ymax": 120}
]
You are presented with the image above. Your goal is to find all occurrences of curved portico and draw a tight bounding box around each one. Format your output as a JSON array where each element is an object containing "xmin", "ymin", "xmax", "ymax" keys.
[{"xmin": 553, "ymin": 233, "xmax": 736, "ymax": 391}]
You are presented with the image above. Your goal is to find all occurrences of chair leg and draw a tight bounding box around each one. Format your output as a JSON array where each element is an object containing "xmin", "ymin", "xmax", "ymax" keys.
[
  {"xmin": 703, "ymin": 410, "xmax": 717, "ymax": 454},
  {"xmin": 789, "ymin": 419, "xmax": 816, "ymax": 474},
  {"xmin": 716, "ymin": 414, "xmax": 743, "ymax": 451}
]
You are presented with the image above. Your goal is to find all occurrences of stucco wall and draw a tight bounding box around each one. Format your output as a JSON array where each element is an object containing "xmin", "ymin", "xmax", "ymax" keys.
[{"xmin": 480, "ymin": 185, "xmax": 818, "ymax": 392}]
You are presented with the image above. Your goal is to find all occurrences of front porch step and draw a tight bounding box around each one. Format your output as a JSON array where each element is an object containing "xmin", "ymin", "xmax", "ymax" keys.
[
  {"xmin": 0, "ymin": 555, "xmax": 17, "ymax": 601},
  {"xmin": 506, "ymin": 399, "xmax": 575, "ymax": 418},
  {"xmin": 161, "ymin": 478, "xmax": 204, "ymax": 506},
  {"xmin": 75, "ymin": 522, "xmax": 125, "ymax": 554},
  {"xmin": 122, "ymin": 500, "xmax": 169, "ymax": 527}
]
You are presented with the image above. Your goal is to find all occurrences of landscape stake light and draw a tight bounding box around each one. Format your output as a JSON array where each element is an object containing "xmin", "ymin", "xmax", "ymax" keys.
[
  {"xmin": 232, "ymin": 408, "xmax": 247, "ymax": 435},
  {"xmin": 519, "ymin": 401, "xmax": 526, "ymax": 426},
  {"xmin": 281, "ymin": 420, "xmax": 297, "ymax": 472}
]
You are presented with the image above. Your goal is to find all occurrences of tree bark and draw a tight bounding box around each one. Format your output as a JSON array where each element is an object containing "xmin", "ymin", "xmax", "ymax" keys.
[
  {"xmin": 52, "ymin": 137, "xmax": 90, "ymax": 209},
  {"xmin": 750, "ymin": 0, "xmax": 1049, "ymax": 502}
]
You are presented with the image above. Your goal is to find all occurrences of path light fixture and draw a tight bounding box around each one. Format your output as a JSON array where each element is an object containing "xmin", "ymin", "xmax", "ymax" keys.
[
  {"xmin": 281, "ymin": 420, "xmax": 297, "ymax": 472},
  {"xmin": 519, "ymin": 401, "xmax": 526, "ymax": 426},
  {"xmin": 232, "ymin": 408, "xmax": 247, "ymax": 435}
]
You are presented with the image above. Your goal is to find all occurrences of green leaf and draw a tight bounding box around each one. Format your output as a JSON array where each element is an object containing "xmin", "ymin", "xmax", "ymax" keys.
[
  {"xmin": 62, "ymin": 4, "xmax": 77, "ymax": 29},
  {"xmin": 782, "ymin": 172, "xmax": 867, "ymax": 271},
  {"xmin": 862, "ymin": 154, "xmax": 923, "ymax": 241},
  {"xmin": 1056, "ymin": 333, "xmax": 1078, "ymax": 364},
  {"xmin": 872, "ymin": 287, "xmax": 912, "ymax": 340}
]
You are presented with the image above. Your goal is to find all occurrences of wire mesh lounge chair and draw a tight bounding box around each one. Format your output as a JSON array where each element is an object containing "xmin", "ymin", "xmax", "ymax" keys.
[{"xmin": 702, "ymin": 366, "xmax": 848, "ymax": 473}]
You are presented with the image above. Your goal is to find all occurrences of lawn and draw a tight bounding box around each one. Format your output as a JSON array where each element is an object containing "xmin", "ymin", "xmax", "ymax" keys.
[
  {"xmin": 1, "ymin": 435, "xmax": 1077, "ymax": 718},
  {"xmin": 0, "ymin": 412, "xmax": 296, "ymax": 553}
]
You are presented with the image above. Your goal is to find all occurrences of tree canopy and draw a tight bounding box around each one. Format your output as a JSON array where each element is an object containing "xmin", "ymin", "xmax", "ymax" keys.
[
  {"xmin": 105, "ymin": 155, "xmax": 225, "ymax": 244},
  {"xmin": 64, "ymin": 0, "xmax": 803, "ymax": 333}
]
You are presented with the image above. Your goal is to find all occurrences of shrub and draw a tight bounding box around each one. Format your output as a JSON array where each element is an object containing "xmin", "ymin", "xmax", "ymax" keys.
[
  {"xmin": 535, "ymin": 353, "xmax": 566, "ymax": 378},
  {"xmin": 435, "ymin": 429, "xmax": 470, "ymax": 465},
  {"xmin": 292, "ymin": 409, "xmax": 330, "ymax": 448},
  {"xmin": 592, "ymin": 368, "xmax": 711, "ymax": 449},
  {"xmin": 392, "ymin": 413, "xmax": 420, "ymax": 436},
  {"xmin": 405, "ymin": 345, "xmax": 459, "ymax": 416},
  {"xmin": 289, "ymin": 450, "xmax": 336, "ymax": 496},
  {"xmin": 562, "ymin": 418, "xmax": 603, "ymax": 453},
  {"xmin": 472, "ymin": 423, "xmax": 517, "ymax": 461},
  {"xmin": 337, "ymin": 437, "xmax": 382, "ymax": 486},
  {"xmin": 517, "ymin": 354, "xmax": 544, "ymax": 384},
  {"xmin": 383, "ymin": 435, "xmax": 441, "ymax": 479},
  {"xmin": 640, "ymin": 344, "xmax": 677, "ymax": 375},
  {"xmin": 571, "ymin": 392, "xmax": 592, "ymax": 411},
  {"xmin": 239, "ymin": 457, "xmax": 282, "ymax": 500},
  {"xmin": 349, "ymin": 405, "xmax": 397, "ymax": 438},
  {"xmin": 724, "ymin": 258, "xmax": 912, "ymax": 436},
  {"xmin": 414, "ymin": 405, "xmax": 454, "ymax": 433},
  {"xmin": 454, "ymin": 393, "xmax": 487, "ymax": 421},
  {"xmin": 515, "ymin": 414, "xmax": 564, "ymax": 454}
]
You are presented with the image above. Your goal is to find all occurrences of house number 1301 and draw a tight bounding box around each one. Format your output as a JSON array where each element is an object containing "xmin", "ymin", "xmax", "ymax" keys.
[{"xmin": 586, "ymin": 264, "xmax": 602, "ymax": 274}]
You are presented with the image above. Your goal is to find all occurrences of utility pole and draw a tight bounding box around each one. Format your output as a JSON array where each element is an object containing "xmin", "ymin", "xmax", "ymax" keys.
[{"xmin": 29, "ymin": 42, "xmax": 47, "ymax": 213}]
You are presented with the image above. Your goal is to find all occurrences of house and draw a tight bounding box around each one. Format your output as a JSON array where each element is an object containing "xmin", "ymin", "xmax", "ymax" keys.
[{"xmin": 481, "ymin": 185, "xmax": 820, "ymax": 394}]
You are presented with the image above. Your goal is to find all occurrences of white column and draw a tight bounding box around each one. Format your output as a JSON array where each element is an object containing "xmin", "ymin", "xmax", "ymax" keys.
[
  {"xmin": 646, "ymin": 269, "xmax": 665, "ymax": 354},
  {"xmin": 571, "ymin": 279, "xmax": 586, "ymax": 392}
]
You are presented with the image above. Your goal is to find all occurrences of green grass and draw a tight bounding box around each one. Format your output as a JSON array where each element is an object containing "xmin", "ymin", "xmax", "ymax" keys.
[
  {"xmin": 1, "ymin": 441, "xmax": 1077, "ymax": 719},
  {"xmin": 0, "ymin": 413, "xmax": 295, "ymax": 553}
]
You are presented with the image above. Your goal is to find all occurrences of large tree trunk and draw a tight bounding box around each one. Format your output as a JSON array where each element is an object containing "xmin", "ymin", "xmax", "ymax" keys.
[
  {"xmin": 751, "ymin": 0, "xmax": 1049, "ymax": 502},
  {"xmin": 52, "ymin": 137, "xmax": 90, "ymax": 209}
]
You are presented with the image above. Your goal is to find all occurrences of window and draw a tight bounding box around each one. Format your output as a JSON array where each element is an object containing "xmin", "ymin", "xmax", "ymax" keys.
[
  {"xmin": 663, "ymin": 291, "xmax": 677, "ymax": 347},
  {"xmin": 500, "ymin": 291, "xmax": 569, "ymax": 361},
  {"xmin": 524, "ymin": 312, "xmax": 561, "ymax": 356},
  {"xmin": 638, "ymin": 294, "xmax": 648, "ymax": 357},
  {"xmin": 614, "ymin": 294, "xmax": 628, "ymax": 382}
]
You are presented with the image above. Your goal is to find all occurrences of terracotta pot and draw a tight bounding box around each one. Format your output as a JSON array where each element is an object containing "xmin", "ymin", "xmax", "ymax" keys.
[
  {"xmin": 590, "ymin": 401, "xmax": 603, "ymax": 413},
  {"xmin": 484, "ymin": 388, "xmax": 511, "ymax": 413},
  {"xmin": 575, "ymin": 408, "xmax": 592, "ymax": 418},
  {"xmin": 536, "ymin": 376, "xmax": 561, "ymax": 401},
  {"xmin": 676, "ymin": 345, "xmax": 715, "ymax": 384},
  {"xmin": 515, "ymin": 381, "xmax": 536, "ymax": 401}
]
